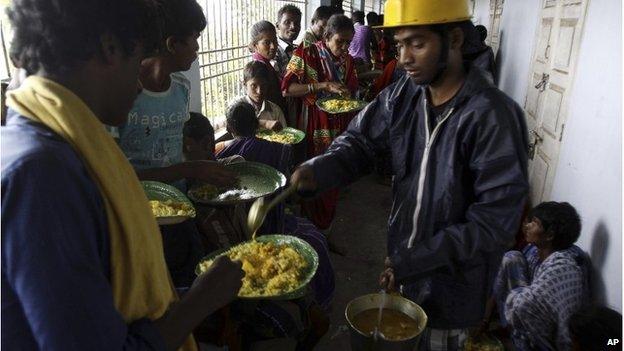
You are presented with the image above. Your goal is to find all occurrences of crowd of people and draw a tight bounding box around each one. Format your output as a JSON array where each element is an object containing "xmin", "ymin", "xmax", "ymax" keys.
[{"xmin": 1, "ymin": 0, "xmax": 621, "ymax": 350}]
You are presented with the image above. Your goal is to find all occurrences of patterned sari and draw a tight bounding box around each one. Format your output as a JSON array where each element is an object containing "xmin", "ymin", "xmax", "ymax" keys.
[{"xmin": 282, "ymin": 41, "xmax": 358, "ymax": 229}]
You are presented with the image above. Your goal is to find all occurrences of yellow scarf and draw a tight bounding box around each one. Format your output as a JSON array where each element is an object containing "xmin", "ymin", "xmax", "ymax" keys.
[{"xmin": 7, "ymin": 76, "xmax": 196, "ymax": 351}]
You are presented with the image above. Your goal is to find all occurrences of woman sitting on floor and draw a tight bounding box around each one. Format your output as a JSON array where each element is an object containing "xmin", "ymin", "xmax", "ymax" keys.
[{"xmin": 480, "ymin": 201, "xmax": 590, "ymax": 351}]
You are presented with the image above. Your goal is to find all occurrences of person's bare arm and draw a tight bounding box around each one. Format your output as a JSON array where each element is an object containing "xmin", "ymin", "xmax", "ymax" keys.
[{"xmin": 153, "ymin": 256, "xmax": 244, "ymax": 351}]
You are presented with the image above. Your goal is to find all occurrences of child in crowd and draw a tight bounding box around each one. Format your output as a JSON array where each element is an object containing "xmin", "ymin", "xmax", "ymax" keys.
[
  {"xmin": 112, "ymin": 0, "xmax": 234, "ymax": 287},
  {"xmin": 248, "ymin": 20, "xmax": 287, "ymax": 115},
  {"xmin": 217, "ymin": 100, "xmax": 335, "ymax": 349},
  {"xmin": 480, "ymin": 202, "xmax": 590, "ymax": 350},
  {"xmin": 183, "ymin": 112, "xmax": 216, "ymax": 161},
  {"xmin": 234, "ymin": 61, "xmax": 287, "ymax": 131},
  {"xmin": 217, "ymin": 101, "xmax": 292, "ymax": 188}
]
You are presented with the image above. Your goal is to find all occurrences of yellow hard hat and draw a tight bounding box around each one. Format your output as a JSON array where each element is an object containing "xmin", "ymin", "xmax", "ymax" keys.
[{"xmin": 379, "ymin": 0, "xmax": 472, "ymax": 28}]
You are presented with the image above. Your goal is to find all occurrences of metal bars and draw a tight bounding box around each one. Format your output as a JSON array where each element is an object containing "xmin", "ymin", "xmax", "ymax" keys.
[{"xmin": 198, "ymin": 0, "xmax": 307, "ymax": 131}]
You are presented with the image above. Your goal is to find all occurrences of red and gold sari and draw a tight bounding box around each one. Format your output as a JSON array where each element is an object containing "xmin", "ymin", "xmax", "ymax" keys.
[{"xmin": 282, "ymin": 41, "xmax": 358, "ymax": 230}]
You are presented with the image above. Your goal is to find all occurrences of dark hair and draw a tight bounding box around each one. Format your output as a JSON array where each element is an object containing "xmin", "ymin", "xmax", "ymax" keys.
[
  {"xmin": 570, "ymin": 305, "xmax": 622, "ymax": 351},
  {"xmin": 352, "ymin": 11, "xmax": 365, "ymax": 24},
  {"xmin": 7, "ymin": 0, "xmax": 161, "ymax": 76},
  {"xmin": 528, "ymin": 201, "xmax": 581, "ymax": 250},
  {"xmin": 157, "ymin": 0, "xmax": 206, "ymax": 40},
  {"xmin": 366, "ymin": 12, "xmax": 379, "ymax": 26},
  {"xmin": 428, "ymin": 20, "xmax": 474, "ymax": 46},
  {"xmin": 243, "ymin": 60, "xmax": 272, "ymax": 84},
  {"xmin": 311, "ymin": 6, "xmax": 334, "ymax": 24},
  {"xmin": 226, "ymin": 101, "xmax": 258, "ymax": 137},
  {"xmin": 248, "ymin": 21, "xmax": 276, "ymax": 53},
  {"xmin": 475, "ymin": 25, "xmax": 488, "ymax": 42},
  {"xmin": 324, "ymin": 14, "xmax": 354, "ymax": 39},
  {"xmin": 184, "ymin": 112, "xmax": 214, "ymax": 142},
  {"xmin": 277, "ymin": 4, "xmax": 302, "ymax": 23}
]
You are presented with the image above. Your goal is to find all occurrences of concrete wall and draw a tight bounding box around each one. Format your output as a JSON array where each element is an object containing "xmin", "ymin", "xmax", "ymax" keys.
[
  {"xmin": 471, "ymin": 0, "xmax": 491, "ymax": 26},
  {"xmin": 548, "ymin": 0, "xmax": 622, "ymax": 311},
  {"xmin": 181, "ymin": 60, "xmax": 202, "ymax": 113},
  {"xmin": 474, "ymin": 0, "xmax": 622, "ymax": 311}
]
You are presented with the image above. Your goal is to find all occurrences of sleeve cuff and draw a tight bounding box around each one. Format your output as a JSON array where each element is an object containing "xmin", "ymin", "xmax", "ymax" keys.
[{"xmin": 127, "ymin": 318, "xmax": 168, "ymax": 351}]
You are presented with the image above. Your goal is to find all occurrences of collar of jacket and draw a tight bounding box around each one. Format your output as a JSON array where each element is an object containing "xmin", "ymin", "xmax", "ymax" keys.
[{"xmin": 414, "ymin": 65, "xmax": 496, "ymax": 111}]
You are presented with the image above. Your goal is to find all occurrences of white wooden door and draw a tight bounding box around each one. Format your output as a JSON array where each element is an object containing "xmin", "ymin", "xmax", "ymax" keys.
[
  {"xmin": 487, "ymin": 0, "xmax": 504, "ymax": 56},
  {"xmin": 524, "ymin": 0, "xmax": 589, "ymax": 204}
]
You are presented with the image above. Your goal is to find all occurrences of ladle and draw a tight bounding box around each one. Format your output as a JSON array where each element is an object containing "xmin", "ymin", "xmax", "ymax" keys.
[{"xmin": 247, "ymin": 183, "xmax": 297, "ymax": 239}]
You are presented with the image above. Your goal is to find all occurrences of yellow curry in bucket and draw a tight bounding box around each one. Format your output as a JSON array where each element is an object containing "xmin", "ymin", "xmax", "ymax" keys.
[{"xmin": 352, "ymin": 308, "xmax": 421, "ymax": 341}]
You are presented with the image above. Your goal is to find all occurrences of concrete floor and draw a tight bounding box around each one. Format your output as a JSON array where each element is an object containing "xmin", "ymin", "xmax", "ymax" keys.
[{"xmin": 314, "ymin": 175, "xmax": 392, "ymax": 351}]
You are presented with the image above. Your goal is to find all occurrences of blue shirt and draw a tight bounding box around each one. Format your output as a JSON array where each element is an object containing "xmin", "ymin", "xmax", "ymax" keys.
[
  {"xmin": 1, "ymin": 111, "xmax": 165, "ymax": 350},
  {"xmin": 116, "ymin": 73, "xmax": 191, "ymax": 170}
]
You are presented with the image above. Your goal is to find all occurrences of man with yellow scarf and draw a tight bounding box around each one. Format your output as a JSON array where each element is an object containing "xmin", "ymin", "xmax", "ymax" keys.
[{"xmin": 1, "ymin": 0, "xmax": 244, "ymax": 350}]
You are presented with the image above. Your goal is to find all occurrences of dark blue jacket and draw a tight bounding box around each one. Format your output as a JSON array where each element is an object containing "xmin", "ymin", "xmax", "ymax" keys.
[{"xmin": 304, "ymin": 67, "xmax": 529, "ymax": 328}]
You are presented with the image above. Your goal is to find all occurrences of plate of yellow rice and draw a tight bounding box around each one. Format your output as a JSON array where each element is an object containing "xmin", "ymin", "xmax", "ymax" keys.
[
  {"xmin": 142, "ymin": 181, "xmax": 196, "ymax": 225},
  {"xmin": 196, "ymin": 234, "xmax": 319, "ymax": 300},
  {"xmin": 316, "ymin": 96, "xmax": 369, "ymax": 114}
]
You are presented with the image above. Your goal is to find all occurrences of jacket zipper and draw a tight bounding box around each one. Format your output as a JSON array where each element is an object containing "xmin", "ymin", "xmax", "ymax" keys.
[{"xmin": 407, "ymin": 99, "xmax": 455, "ymax": 249}]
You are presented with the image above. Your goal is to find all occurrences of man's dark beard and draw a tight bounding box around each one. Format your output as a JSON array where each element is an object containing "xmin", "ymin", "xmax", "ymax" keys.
[{"xmin": 412, "ymin": 37, "xmax": 450, "ymax": 86}]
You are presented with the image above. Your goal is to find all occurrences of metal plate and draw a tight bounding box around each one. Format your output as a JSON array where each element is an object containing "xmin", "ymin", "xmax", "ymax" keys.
[
  {"xmin": 141, "ymin": 181, "xmax": 196, "ymax": 225},
  {"xmin": 464, "ymin": 334, "xmax": 504, "ymax": 351},
  {"xmin": 187, "ymin": 162, "xmax": 286, "ymax": 205},
  {"xmin": 195, "ymin": 234, "xmax": 319, "ymax": 300},
  {"xmin": 256, "ymin": 127, "xmax": 306, "ymax": 144},
  {"xmin": 187, "ymin": 161, "xmax": 286, "ymax": 206},
  {"xmin": 316, "ymin": 96, "xmax": 369, "ymax": 114}
]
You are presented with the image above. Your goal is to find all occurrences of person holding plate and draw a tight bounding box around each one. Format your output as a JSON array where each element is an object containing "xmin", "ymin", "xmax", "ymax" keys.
[
  {"xmin": 282, "ymin": 14, "xmax": 359, "ymax": 232},
  {"xmin": 291, "ymin": 0, "xmax": 529, "ymax": 349}
]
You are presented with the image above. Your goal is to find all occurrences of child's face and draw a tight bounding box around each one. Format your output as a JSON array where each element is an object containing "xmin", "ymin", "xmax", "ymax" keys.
[
  {"xmin": 253, "ymin": 31, "xmax": 278, "ymax": 60},
  {"xmin": 170, "ymin": 32, "xmax": 200, "ymax": 71},
  {"xmin": 183, "ymin": 135, "xmax": 215, "ymax": 161},
  {"xmin": 245, "ymin": 78, "xmax": 266, "ymax": 105},
  {"xmin": 523, "ymin": 217, "xmax": 547, "ymax": 245}
]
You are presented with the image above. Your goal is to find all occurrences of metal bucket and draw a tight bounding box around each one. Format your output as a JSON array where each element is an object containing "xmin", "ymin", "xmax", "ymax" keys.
[{"xmin": 345, "ymin": 293, "xmax": 428, "ymax": 351}]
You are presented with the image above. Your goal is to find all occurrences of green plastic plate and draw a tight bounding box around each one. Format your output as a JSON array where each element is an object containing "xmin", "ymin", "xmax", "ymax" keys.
[
  {"xmin": 195, "ymin": 234, "xmax": 319, "ymax": 300},
  {"xmin": 316, "ymin": 96, "xmax": 369, "ymax": 114},
  {"xmin": 464, "ymin": 334, "xmax": 504, "ymax": 351},
  {"xmin": 187, "ymin": 161, "xmax": 286, "ymax": 206},
  {"xmin": 256, "ymin": 127, "xmax": 306, "ymax": 144},
  {"xmin": 141, "ymin": 181, "xmax": 196, "ymax": 225}
]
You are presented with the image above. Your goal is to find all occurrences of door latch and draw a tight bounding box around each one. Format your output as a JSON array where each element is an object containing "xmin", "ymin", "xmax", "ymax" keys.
[
  {"xmin": 528, "ymin": 130, "xmax": 543, "ymax": 160},
  {"xmin": 534, "ymin": 73, "xmax": 550, "ymax": 92}
]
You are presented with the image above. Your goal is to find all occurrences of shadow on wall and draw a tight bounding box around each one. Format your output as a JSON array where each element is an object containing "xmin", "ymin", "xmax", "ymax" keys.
[
  {"xmin": 494, "ymin": 30, "xmax": 503, "ymax": 86},
  {"xmin": 588, "ymin": 221, "xmax": 609, "ymax": 305}
]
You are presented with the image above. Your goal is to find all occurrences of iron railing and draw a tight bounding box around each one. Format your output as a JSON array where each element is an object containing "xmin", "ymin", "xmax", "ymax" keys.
[{"xmin": 198, "ymin": 0, "xmax": 307, "ymax": 131}]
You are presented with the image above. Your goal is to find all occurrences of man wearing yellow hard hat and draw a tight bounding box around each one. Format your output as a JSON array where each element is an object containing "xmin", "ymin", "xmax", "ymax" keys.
[{"xmin": 292, "ymin": 0, "xmax": 529, "ymax": 349}]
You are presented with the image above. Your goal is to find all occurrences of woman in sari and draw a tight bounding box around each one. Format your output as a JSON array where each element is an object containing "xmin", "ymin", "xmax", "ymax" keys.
[
  {"xmin": 282, "ymin": 14, "xmax": 357, "ymax": 230},
  {"xmin": 248, "ymin": 21, "xmax": 287, "ymax": 116}
]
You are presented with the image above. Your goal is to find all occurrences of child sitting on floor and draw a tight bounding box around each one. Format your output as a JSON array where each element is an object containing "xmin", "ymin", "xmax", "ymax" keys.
[{"xmin": 479, "ymin": 201, "xmax": 590, "ymax": 351}]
